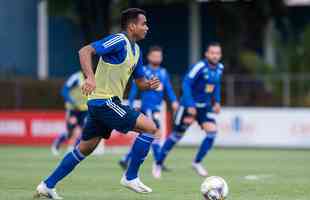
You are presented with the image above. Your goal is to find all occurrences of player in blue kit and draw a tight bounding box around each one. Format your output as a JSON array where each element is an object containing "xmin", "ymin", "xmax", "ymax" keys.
[
  {"xmin": 118, "ymin": 46, "xmax": 179, "ymax": 177},
  {"xmin": 35, "ymin": 8, "xmax": 162, "ymax": 199},
  {"xmin": 51, "ymin": 71, "xmax": 87, "ymax": 156},
  {"xmin": 153, "ymin": 42, "xmax": 224, "ymax": 178}
]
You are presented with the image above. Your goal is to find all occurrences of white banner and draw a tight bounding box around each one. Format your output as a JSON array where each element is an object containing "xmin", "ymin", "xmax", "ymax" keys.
[
  {"xmin": 179, "ymin": 108, "xmax": 310, "ymax": 148},
  {"xmin": 0, "ymin": 119, "xmax": 26, "ymax": 136},
  {"xmin": 31, "ymin": 119, "xmax": 65, "ymax": 136}
]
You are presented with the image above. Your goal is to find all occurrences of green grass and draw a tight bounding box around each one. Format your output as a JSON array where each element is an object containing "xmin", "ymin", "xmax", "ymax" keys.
[{"xmin": 0, "ymin": 146, "xmax": 309, "ymax": 200}]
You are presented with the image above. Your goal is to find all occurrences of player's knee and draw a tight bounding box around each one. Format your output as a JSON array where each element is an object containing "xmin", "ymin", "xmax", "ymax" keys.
[
  {"xmin": 147, "ymin": 119, "xmax": 157, "ymax": 135},
  {"xmin": 202, "ymin": 122, "xmax": 217, "ymax": 132},
  {"xmin": 135, "ymin": 114, "xmax": 157, "ymax": 134},
  {"xmin": 183, "ymin": 116, "xmax": 195, "ymax": 125},
  {"xmin": 78, "ymin": 138, "xmax": 100, "ymax": 156}
]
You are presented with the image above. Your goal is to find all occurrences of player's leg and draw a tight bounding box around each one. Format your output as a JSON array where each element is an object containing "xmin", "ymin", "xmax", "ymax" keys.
[
  {"xmin": 121, "ymin": 113, "xmax": 157, "ymax": 193},
  {"xmin": 192, "ymin": 117, "xmax": 217, "ymax": 177},
  {"xmin": 51, "ymin": 111, "xmax": 77, "ymax": 156},
  {"xmin": 35, "ymin": 110, "xmax": 102, "ymax": 199},
  {"xmin": 149, "ymin": 110, "xmax": 161, "ymax": 162},
  {"xmin": 154, "ymin": 106, "xmax": 194, "ymax": 178},
  {"xmin": 36, "ymin": 137, "xmax": 101, "ymax": 199},
  {"xmin": 119, "ymin": 146, "xmax": 132, "ymax": 170},
  {"xmin": 72, "ymin": 111, "xmax": 88, "ymax": 148},
  {"xmin": 119, "ymin": 109, "xmax": 160, "ymax": 171}
]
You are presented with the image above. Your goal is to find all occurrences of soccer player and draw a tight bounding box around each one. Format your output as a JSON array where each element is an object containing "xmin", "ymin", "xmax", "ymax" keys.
[
  {"xmin": 35, "ymin": 8, "xmax": 161, "ymax": 199},
  {"xmin": 153, "ymin": 42, "xmax": 224, "ymax": 178},
  {"xmin": 118, "ymin": 46, "xmax": 179, "ymax": 177},
  {"xmin": 51, "ymin": 71, "xmax": 87, "ymax": 156}
]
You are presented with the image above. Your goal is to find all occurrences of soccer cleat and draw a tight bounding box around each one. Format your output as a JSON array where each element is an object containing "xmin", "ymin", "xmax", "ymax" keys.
[
  {"xmin": 34, "ymin": 181, "xmax": 63, "ymax": 199},
  {"xmin": 120, "ymin": 176, "xmax": 152, "ymax": 193},
  {"xmin": 118, "ymin": 160, "xmax": 128, "ymax": 171},
  {"xmin": 192, "ymin": 162, "xmax": 208, "ymax": 177},
  {"xmin": 51, "ymin": 146, "xmax": 60, "ymax": 156},
  {"xmin": 152, "ymin": 163, "xmax": 162, "ymax": 179}
]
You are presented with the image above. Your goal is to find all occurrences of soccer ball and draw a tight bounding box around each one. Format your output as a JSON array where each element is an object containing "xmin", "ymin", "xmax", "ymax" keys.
[{"xmin": 200, "ymin": 176, "xmax": 229, "ymax": 200}]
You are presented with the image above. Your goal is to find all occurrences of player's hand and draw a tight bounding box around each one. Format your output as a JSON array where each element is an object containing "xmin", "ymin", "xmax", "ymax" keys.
[
  {"xmin": 213, "ymin": 103, "xmax": 221, "ymax": 114},
  {"xmin": 82, "ymin": 77, "xmax": 96, "ymax": 96},
  {"xmin": 187, "ymin": 107, "xmax": 197, "ymax": 116},
  {"xmin": 171, "ymin": 101, "xmax": 179, "ymax": 113},
  {"xmin": 147, "ymin": 77, "xmax": 160, "ymax": 90}
]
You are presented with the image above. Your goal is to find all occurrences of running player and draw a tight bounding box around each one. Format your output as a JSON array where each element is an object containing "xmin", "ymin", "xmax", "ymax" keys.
[
  {"xmin": 35, "ymin": 8, "xmax": 161, "ymax": 199},
  {"xmin": 153, "ymin": 42, "xmax": 224, "ymax": 178},
  {"xmin": 118, "ymin": 46, "xmax": 178, "ymax": 177}
]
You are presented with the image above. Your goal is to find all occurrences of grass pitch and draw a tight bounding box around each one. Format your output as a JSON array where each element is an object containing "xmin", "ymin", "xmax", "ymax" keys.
[{"xmin": 0, "ymin": 146, "xmax": 309, "ymax": 200}]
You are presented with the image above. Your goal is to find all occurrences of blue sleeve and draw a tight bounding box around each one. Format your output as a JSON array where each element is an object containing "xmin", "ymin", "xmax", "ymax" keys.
[
  {"xmin": 182, "ymin": 64, "xmax": 204, "ymax": 107},
  {"xmin": 132, "ymin": 53, "xmax": 144, "ymax": 79},
  {"xmin": 214, "ymin": 81, "xmax": 221, "ymax": 103},
  {"xmin": 163, "ymin": 70, "xmax": 177, "ymax": 102},
  {"xmin": 61, "ymin": 85, "xmax": 75, "ymax": 105},
  {"xmin": 128, "ymin": 81, "xmax": 138, "ymax": 108},
  {"xmin": 61, "ymin": 73, "xmax": 80, "ymax": 104},
  {"xmin": 214, "ymin": 63, "xmax": 224, "ymax": 103},
  {"xmin": 91, "ymin": 34, "xmax": 125, "ymax": 56},
  {"xmin": 182, "ymin": 76, "xmax": 195, "ymax": 107}
]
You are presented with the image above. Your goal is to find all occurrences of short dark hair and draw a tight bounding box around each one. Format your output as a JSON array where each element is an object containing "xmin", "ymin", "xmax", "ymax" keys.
[
  {"xmin": 121, "ymin": 8, "xmax": 146, "ymax": 30},
  {"xmin": 206, "ymin": 42, "xmax": 221, "ymax": 51},
  {"xmin": 148, "ymin": 45, "xmax": 163, "ymax": 54}
]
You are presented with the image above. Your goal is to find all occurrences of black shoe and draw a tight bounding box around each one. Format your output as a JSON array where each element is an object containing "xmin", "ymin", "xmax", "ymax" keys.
[
  {"xmin": 162, "ymin": 164, "xmax": 172, "ymax": 172},
  {"xmin": 119, "ymin": 160, "xmax": 128, "ymax": 171}
]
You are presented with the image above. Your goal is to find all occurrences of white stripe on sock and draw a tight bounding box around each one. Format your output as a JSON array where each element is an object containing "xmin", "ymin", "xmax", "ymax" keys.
[
  {"xmin": 137, "ymin": 136, "xmax": 152, "ymax": 144},
  {"xmin": 175, "ymin": 106, "xmax": 184, "ymax": 125},
  {"xmin": 71, "ymin": 151, "xmax": 81, "ymax": 162}
]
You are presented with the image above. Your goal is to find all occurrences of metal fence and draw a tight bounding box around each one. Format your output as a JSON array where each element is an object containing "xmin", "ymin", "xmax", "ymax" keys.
[{"xmin": 1, "ymin": 74, "xmax": 310, "ymax": 109}]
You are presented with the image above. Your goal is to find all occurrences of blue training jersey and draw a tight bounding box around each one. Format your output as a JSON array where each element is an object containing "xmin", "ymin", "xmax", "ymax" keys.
[
  {"xmin": 128, "ymin": 65, "xmax": 177, "ymax": 111},
  {"xmin": 90, "ymin": 33, "xmax": 144, "ymax": 80},
  {"xmin": 180, "ymin": 60, "xmax": 224, "ymax": 108},
  {"xmin": 61, "ymin": 71, "xmax": 88, "ymax": 111}
]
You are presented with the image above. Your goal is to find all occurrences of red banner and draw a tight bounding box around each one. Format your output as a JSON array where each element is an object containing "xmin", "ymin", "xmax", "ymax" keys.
[
  {"xmin": 0, "ymin": 110, "xmax": 171, "ymax": 146},
  {"xmin": 0, "ymin": 111, "xmax": 137, "ymax": 146}
]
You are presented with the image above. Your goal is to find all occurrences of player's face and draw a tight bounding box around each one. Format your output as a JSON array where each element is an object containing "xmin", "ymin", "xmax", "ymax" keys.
[
  {"xmin": 133, "ymin": 14, "xmax": 148, "ymax": 40},
  {"xmin": 205, "ymin": 46, "xmax": 222, "ymax": 65},
  {"xmin": 147, "ymin": 50, "xmax": 163, "ymax": 66}
]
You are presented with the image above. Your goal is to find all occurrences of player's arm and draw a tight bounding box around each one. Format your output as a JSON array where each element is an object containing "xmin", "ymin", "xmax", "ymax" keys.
[
  {"xmin": 212, "ymin": 82, "xmax": 221, "ymax": 114},
  {"xmin": 79, "ymin": 45, "xmax": 96, "ymax": 95},
  {"xmin": 182, "ymin": 77, "xmax": 196, "ymax": 116},
  {"xmin": 133, "ymin": 53, "xmax": 160, "ymax": 90},
  {"xmin": 183, "ymin": 64, "xmax": 204, "ymax": 116},
  {"xmin": 128, "ymin": 81, "xmax": 138, "ymax": 109},
  {"xmin": 61, "ymin": 73, "xmax": 79, "ymax": 105},
  {"xmin": 163, "ymin": 70, "xmax": 179, "ymax": 112},
  {"xmin": 79, "ymin": 35, "xmax": 125, "ymax": 95}
]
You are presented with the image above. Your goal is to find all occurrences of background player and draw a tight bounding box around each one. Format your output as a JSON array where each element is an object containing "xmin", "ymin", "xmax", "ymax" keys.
[
  {"xmin": 118, "ymin": 46, "xmax": 179, "ymax": 177},
  {"xmin": 153, "ymin": 42, "xmax": 224, "ymax": 178},
  {"xmin": 51, "ymin": 71, "xmax": 87, "ymax": 156},
  {"xmin": 35, "ymin": 8, "xmax": 161, "ymax": 199}
]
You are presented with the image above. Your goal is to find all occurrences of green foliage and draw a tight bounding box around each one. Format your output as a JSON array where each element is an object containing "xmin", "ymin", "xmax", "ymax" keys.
[{"xmin": 239, "ymin": 50, "xmax": 273, "ymax": 74}]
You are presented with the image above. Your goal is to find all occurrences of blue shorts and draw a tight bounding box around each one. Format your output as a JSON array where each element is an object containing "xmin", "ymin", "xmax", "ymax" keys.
[
  {"xmin": 66, "ymin": 110, "xmax": 88, "ymax": 131},
  {"xmin": 173, "ymin": 106, "xmax": 215, "ymax": 133},
  {"xmin": 141, "ymin": 108, "xmax": 160, "ymax": 129},
  {"xmin": 81, "ymin": 97, "xmax": 140, "ymax": 141}
]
